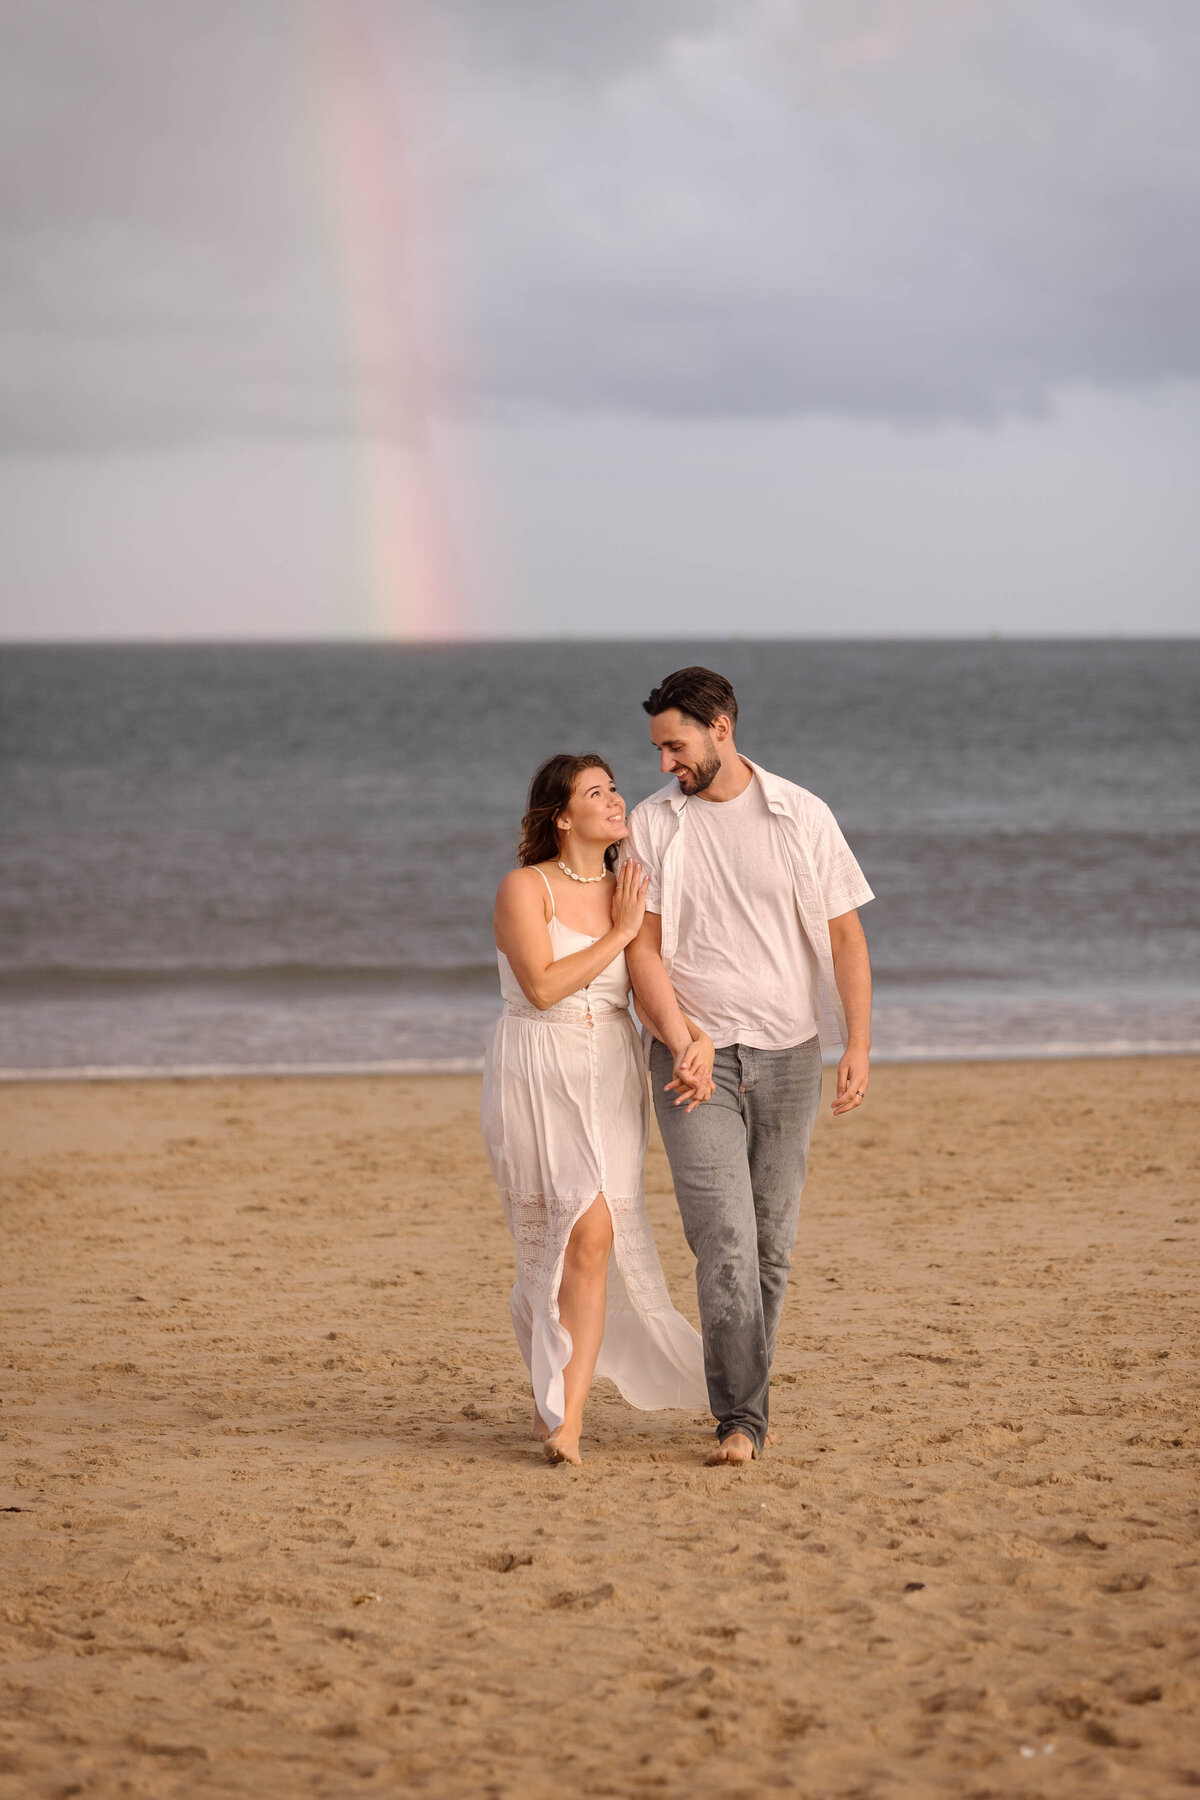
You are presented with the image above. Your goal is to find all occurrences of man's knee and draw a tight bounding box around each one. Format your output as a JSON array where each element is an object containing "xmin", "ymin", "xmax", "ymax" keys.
[{"xmin": 757, "ymin": 1208, "xmax": 801, "ymax": 1270}]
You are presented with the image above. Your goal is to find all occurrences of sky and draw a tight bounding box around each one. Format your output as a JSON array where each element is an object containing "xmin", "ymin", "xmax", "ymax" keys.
[{"xmin": 1, "ymin": 0, "xmax": 1199, "ymax": 640}]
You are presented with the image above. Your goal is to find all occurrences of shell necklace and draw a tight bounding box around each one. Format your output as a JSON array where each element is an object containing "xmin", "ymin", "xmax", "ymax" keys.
[{"xmin": 557, "ymin": 860, "xmax": 607, "ymax": 884}]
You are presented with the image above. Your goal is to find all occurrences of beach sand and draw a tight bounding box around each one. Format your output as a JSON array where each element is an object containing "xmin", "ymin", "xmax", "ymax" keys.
[{"xmin": 1, "ymin": 1057, "xmax": 1197, "ymax": 1799}]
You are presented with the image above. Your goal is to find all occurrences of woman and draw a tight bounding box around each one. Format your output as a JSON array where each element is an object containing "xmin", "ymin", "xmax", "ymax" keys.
[{"xmin": 481, "ymin": 753, "xmax": 714, "ymax": 1465}]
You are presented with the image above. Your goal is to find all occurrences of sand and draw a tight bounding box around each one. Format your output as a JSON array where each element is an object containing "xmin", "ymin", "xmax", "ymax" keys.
[{"xmin": 1, "ymin": 1056, "xmax": 1198, "ymax": 1799}]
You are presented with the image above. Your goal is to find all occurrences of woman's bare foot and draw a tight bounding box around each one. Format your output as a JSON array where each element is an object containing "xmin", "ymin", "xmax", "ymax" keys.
[
  {"xmin": 531, "ymin": 1402, "xmax": 551, "ymax": 1442},
  {"xmin": 705, "ymin": 1431, "xmax": 756, "ymax": 1466},
  {"xmin": 544, "ymin": 1428, "xmax": 583, "ymax": 1466}
]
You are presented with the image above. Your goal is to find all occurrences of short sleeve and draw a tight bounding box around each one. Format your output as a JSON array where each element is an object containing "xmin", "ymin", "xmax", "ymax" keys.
[
  {"xmin": 622, "ymin": 804, "xmax": 664, "ymax": 913},
  {"xmin": 810, "ymin": 800, "xmax": 874, "ymax": 920}
]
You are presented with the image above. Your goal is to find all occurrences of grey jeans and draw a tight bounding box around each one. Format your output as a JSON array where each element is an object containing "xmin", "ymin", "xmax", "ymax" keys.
[{"xmin": 650, "ymin": 1035, "xmax": 824, "ymax": 1454}]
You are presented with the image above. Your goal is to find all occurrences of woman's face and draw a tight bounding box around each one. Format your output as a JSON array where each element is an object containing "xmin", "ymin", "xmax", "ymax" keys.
[{"xmin": 559, "ymin": 767, "xmax": 628, "ymax": 846}]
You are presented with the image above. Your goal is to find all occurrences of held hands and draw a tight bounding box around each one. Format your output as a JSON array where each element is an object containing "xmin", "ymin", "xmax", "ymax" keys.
[
  {"xmin": 664, "ymin": 1032, "xmax": 715, "ymax": 1112},
  {"xmin": 832, "ymin": 1046, "xmax": 869, "ymax": 1116},
  {"xmin": 611, "ymin": 860, "xmax": 649, "ymax": 943}
]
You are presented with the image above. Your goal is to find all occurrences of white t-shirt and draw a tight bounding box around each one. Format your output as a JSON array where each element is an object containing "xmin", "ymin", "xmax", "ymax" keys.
[
  {"xmin": 666, "ymin": 779, "xmax": 819, "ymax": 1050},
  {"xmin": 626, "ymin": 759, "xmax": 874, "ymax": 1053}
]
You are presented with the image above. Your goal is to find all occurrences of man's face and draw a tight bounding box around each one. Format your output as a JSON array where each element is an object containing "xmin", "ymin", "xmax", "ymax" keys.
[{"xmin": 649, "ymin": 709, "xmax": 723, "ymax": 795}]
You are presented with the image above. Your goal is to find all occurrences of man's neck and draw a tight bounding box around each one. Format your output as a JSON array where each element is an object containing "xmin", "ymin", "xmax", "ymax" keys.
[{"xmin": 694, "ymin": 754, "xmax": 754, "ymax": 804}]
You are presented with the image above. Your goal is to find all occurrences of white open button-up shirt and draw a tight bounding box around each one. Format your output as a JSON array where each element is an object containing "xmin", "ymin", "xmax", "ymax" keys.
[{"xmin": 623, "ymin": 758, "xmax": 874, "ymax": 1053}]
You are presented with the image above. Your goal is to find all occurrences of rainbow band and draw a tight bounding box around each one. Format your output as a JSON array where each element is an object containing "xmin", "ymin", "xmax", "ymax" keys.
[{"xmin": 310, "ymin": 0, "xmax": 463, "ymax": 639}]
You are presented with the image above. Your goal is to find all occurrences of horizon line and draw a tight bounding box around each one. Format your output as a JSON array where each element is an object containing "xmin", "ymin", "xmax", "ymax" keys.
[{"xmin": 3, "ymin": 631, "xmax": 1198, "ymax": 650}]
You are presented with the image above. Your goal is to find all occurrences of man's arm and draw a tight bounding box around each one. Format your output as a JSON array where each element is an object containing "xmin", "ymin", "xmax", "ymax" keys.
[
  {"xmin": 828, "ymin": 908, "xmax": 871, "ymax": 1117},
  {"xmin": 625, "ymin": 913, "xmax": 713, "ymax": 1105},
  {"xmin": 625, "ymin": 914, "xmax": 690, "ymax": 1053}
]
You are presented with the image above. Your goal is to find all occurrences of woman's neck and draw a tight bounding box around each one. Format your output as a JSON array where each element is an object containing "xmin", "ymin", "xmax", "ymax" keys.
[{"xmin": 556, "ymin": 844, "xmax": 608, "ymax": 880}]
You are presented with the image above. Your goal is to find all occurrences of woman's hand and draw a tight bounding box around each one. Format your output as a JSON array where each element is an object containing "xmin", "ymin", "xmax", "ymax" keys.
[
  {"xmin": 665, "ymin": 1032, "xmax": 715, "ymax": 1111},
  {"xmin": 611, "ymin": 860, "xmax": 649, "ymax": 943}
]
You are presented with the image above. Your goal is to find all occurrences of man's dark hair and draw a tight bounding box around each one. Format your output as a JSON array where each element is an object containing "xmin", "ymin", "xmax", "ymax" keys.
[{"xmin": 642, "ymin": 666, "xmax": 738, "ymax": 732}]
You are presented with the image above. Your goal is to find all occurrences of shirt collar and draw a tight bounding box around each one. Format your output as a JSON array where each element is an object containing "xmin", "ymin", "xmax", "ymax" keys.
[
  {"xmin": 742, "ymin": 758, "xmax": 790, "ymax": 814},
  {"xmin": 655, "ymin": 757, "xmax": 788, "ymax": 816}
]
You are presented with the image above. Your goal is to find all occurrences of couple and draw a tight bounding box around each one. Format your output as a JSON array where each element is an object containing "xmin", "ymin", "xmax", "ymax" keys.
[{"xmin": 480, "ymin": 667, "xmax": 874, "ymax": 1467}]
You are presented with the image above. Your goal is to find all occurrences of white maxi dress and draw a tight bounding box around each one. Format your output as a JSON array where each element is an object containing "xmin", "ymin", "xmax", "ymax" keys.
[{"xmin": 481, "ymin": 869, "xmax": 707, "ymax": 1433}]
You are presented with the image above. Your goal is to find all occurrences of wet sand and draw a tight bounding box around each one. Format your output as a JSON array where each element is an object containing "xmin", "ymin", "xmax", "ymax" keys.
[{"xmin": 1, "ymin": 1057, "xmax": 1198, "ymax": 1798}]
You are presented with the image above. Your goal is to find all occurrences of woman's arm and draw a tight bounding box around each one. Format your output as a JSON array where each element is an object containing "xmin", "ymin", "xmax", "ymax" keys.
[{"xmin": 494, "ymin": 865, "xmax": 648, "ymax": 1012}]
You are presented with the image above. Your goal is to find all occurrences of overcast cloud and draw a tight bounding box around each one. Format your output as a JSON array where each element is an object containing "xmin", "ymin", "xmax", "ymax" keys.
[
  {"xmin": 3, "ymin": 0, "xmax": 1200, "ymax": 451},
  {"xmin": 430, "ymin": 0, "xmax": 1200, "ymax": 422},
  {"xmin": 1, "ymin": 1, "xmax": 1198, "ymax": 636}
]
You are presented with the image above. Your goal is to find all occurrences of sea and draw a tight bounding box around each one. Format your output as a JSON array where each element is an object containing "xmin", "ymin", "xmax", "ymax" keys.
[{"xmin": 2, "ymin": 641, "xmax": 1198, "ymax": 1077}]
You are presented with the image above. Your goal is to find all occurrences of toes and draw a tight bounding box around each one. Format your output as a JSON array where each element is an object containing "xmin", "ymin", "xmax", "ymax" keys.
[
  {"xmin": 705, "ymin": 1434, "xmax": 756, "ymax": 1465},
  {"xmin": 544, "ymin": 1435, "xmax": 582, "ymax": 1467}
]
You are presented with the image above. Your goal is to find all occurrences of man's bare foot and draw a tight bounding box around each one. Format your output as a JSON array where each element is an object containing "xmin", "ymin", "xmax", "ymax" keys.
[
  {"xmin": 705, "ymin": 1431, "xmax": 756, "ymax": 1466},
  {"xmin": 544, "ymin": 1429, "xmax": 582, "ymax": 1467},
  {"xmin": 531, "ymin": 1402, "xmax": 551, "ymax": 1442}
]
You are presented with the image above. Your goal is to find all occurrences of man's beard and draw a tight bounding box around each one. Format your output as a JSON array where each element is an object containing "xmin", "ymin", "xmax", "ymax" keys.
[{"xmin": 677, "ymin": 739, "xmax": 721, "ymax": 795}]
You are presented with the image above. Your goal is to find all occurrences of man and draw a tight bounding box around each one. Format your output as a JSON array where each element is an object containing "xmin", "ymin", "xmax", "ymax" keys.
[{"xmin": 624, "ymin": 666, "xmax": 873, "ymax": 1467}]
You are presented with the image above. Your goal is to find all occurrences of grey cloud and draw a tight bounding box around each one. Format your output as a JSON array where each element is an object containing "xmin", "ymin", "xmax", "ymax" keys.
[
  {"xmin": 415, "ymin": 0, "xmax": 737, "ymax": 82},
  {"xmin": 432, "ymin": 0, "xmax": 1200, "ymax": 419},
  {"xmin": 2, "ymin": 0, "xmax": 1199, "ymax": 449}
]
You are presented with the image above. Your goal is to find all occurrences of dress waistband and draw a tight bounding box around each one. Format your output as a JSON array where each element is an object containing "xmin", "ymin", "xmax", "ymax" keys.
[{"xmin": 503, "ymin": 996, "xmax": 629, "ymax": 1024}]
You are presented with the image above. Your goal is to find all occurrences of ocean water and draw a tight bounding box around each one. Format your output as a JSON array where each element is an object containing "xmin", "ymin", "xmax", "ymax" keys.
[{"xmin": 1, "ymin": 641, "xmax": 1198, "ymax": 1074}]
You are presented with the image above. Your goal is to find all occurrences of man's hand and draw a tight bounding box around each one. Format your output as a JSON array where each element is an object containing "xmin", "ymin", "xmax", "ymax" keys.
[
  {"xmin": 664, "ymin": 1033, "xmax": 715, "ymax": 1112},
  {"xmin": 832, "ymin": 1046, "xmax": 869, "ymax": 1116}
]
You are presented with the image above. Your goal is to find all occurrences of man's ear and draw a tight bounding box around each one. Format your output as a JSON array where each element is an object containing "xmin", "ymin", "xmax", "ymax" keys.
[{"xmin": 711, "ymin": 713, "xmax": 733, "ymax": 742}]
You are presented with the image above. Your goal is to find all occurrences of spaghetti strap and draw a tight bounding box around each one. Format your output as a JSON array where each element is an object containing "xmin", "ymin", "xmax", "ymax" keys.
[{"xmin": 535, "ymin": 865, "xmax": 556, "ymax": 918}]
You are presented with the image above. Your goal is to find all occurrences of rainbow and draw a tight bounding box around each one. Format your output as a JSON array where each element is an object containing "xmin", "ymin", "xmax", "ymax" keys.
[{"xmin": 307, "ymin": 0, "xmax": 467, "ymax": 639}]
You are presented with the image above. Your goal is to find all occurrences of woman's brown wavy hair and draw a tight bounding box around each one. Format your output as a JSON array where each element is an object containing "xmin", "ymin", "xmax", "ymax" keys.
[{"xmin": 517, "ymin": 753, "xmax": 619, "ymax": 870}]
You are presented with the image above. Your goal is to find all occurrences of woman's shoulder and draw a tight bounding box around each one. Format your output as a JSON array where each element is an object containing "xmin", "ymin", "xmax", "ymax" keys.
[{"xmin": 496, "ymin": 864, "xmax": 554, "ymax": 909}]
